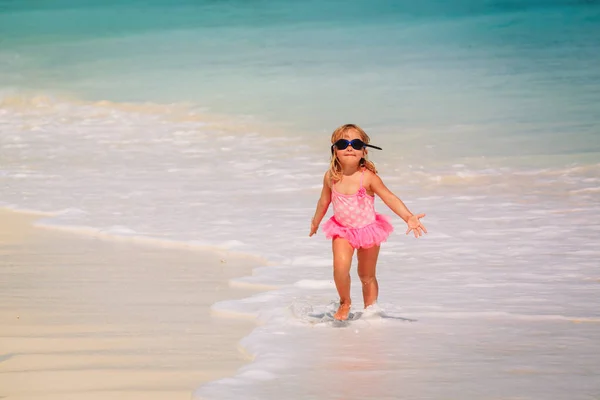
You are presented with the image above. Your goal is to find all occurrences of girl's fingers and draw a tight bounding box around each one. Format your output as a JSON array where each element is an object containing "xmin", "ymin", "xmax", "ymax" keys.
[{"xmin": 407, "ymin": 224, "xmax": 428, "ymax": 237}]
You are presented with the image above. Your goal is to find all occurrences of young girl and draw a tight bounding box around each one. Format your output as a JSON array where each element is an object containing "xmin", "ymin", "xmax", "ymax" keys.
[{"xmin": 309, "ymin": 124, "xmax": 427, "ymax": 321}]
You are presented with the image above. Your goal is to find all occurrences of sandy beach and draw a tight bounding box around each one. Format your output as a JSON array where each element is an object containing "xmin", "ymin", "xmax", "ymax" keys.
[{"xmin": 0, "ymin": 209, "xmax": 264, "ymax": 400}]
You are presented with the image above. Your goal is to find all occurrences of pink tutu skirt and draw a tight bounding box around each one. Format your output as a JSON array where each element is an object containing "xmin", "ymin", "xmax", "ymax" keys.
[{"xmin": 321, "ymin": 213, "xmax": 394, "ymax": 249}]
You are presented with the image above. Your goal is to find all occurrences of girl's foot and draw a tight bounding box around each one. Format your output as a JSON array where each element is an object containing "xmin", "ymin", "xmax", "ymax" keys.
[{"xmin": 334, "ymin": 302, "xmax": 351, "ymax": 320}]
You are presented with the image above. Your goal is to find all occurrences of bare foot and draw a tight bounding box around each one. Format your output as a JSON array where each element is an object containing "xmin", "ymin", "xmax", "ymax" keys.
[{"xmin": 334, "ymin": 302, "xmax": 351, "ymax": 321}]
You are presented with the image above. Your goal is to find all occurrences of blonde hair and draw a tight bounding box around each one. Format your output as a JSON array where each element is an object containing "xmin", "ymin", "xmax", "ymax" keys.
[{"xmin": 328, "ymin": 123, "xmax": 378, "ymax": 183}]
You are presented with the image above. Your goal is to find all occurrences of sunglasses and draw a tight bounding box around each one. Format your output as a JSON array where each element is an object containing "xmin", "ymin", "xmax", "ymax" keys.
[{"xmin": 331, "ymin": 139, "xmax": 383, "ymax": 153}]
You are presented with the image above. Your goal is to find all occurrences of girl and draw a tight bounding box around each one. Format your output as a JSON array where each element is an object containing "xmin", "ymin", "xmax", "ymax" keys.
[{"xmin": 309, "ymin": 124, "xmax": 427, "ymax": 321}]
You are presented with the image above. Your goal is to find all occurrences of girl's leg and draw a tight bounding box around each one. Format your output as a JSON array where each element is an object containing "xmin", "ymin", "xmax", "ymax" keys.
[
  {"xmin": 357, "ymin": 245, "xmax": 380, "ymax": 308},
  {"xmin": 332, "ymin": 237, "xmax": 355, "ymax": 320}
]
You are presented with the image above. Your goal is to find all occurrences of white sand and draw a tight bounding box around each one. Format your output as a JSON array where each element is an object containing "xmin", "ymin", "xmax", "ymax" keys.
[{"xmin": 0, "ymin": 209, "xmax": 264, "ymax": 400}]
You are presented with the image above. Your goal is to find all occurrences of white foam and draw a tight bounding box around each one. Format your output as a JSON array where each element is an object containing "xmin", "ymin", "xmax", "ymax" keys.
[{"xmin": 293, "ymin": 279, "xmax": 335, "ymax": 289}]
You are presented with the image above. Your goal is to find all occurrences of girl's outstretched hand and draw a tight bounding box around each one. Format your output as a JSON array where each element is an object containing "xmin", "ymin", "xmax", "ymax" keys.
[{"xmin": 406, "ymin": 214, "xmax": 427, "ymax": 238}]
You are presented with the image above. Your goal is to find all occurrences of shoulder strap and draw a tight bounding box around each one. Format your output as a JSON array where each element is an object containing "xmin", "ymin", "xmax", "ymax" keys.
[{"xmin": 360, "ymin": 170, "xmax": 365, "ymax": 188}]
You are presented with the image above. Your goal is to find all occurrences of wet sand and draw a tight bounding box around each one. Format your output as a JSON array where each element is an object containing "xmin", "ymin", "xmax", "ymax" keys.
[{"xmin": 0, "ymin": 209, "xmax": 263, "ymax": 400}]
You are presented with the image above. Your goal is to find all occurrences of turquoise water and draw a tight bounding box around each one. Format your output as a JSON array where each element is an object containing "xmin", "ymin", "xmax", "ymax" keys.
[{"xmin": 2, "ymin": 0, "xmax": 599, "ymax": 163}]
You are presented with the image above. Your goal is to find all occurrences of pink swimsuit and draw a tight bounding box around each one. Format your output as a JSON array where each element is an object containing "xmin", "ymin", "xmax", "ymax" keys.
[{"xmin": 322, "ymin": 171, "xmax": 393, "ymax": 249}]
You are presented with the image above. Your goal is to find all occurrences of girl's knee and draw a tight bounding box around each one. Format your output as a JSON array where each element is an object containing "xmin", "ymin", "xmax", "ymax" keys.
[
  {"xmin": 358, "ymin": 273, "xmax": 376, "ymax": 285},
  {"xmin": 334, "ymin": 268, "xmax": 351, "ymax": 278}
]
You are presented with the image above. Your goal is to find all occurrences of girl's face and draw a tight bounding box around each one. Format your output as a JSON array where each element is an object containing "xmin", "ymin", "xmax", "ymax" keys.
[{"xmin": 335, "ymin": 129, "xmax": 366, "ymax": 166}]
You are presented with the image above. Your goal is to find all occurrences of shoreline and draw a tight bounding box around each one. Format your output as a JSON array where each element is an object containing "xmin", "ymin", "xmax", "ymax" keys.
[{"xmin": 0, "ymin": 208, "xmax": 265, "ymax": 400}]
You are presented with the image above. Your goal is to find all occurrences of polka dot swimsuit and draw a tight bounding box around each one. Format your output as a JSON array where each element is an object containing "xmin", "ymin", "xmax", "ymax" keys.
[
  {"xmin": 331, "ymin": 171, "xmax": 375, "ymax": 228},
  {"xmin": 322, "ymin": 170, "xmax": 394, "ymax": 249}
]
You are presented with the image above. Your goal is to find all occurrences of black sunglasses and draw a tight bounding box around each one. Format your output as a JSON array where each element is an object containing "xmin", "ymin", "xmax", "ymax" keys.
[{"xmin": 331, "ymin": 139, "xmax": 382, "ymax": 153}]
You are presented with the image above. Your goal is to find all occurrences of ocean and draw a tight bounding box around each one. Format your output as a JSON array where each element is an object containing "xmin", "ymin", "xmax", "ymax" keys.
[{"xmin": 1, "ymin": 1, "xmax": 599, "ymax": 399}]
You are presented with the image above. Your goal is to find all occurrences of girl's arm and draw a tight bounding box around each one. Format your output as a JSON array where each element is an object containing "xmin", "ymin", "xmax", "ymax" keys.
[
  {"xmin": 310, "ymin": 171, "xmax": 332, "ymax": 236},
  {"xmin": 367, "ymin": 171, "xmax": 427, "ymax": 237},
  {"xmin": 368, "ymin": 172, "xmax": 413, "ymax": 222}
]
